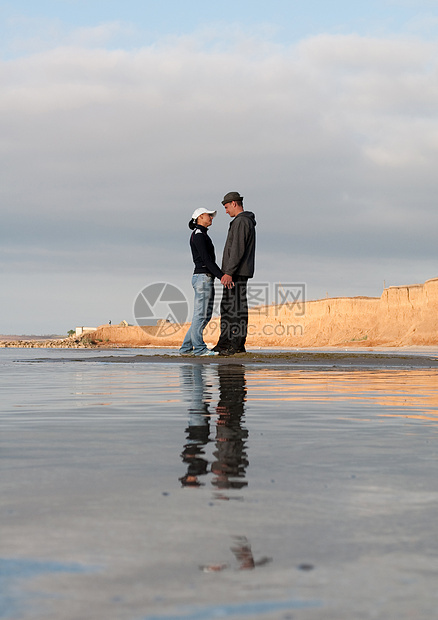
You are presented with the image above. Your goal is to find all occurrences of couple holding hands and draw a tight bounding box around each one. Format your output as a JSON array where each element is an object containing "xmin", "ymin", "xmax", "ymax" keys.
[{"xmin": 180, "ymin": 191, "xmax": 256, "ymax": 357}]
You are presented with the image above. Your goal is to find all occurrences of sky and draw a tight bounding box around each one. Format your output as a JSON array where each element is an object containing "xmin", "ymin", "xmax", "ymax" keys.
[{"xmin": 1, "ymin": 0, "xmax": 438, "ymax": 334}]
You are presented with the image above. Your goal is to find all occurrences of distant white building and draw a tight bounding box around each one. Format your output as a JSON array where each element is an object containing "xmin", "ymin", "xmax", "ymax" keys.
[{"xmin": 75, "ymin": 327, "xmax": 97, "ymax": 337}]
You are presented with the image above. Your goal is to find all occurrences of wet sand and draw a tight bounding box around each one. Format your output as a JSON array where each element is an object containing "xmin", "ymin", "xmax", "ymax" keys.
[{"xmin": 48, "ymin": 349, "xmax": 438, "ymax": 369}]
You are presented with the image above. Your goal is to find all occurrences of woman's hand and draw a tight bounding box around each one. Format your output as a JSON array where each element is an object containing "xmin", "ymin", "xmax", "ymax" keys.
[{"xmin": 221, "ymin": 274, "xmax": 234, "ymax": 289}]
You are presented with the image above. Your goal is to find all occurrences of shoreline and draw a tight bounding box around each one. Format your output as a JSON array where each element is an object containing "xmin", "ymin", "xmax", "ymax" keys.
[
  {"xmin": 2, "ymin": 338, "xmax": 438, "ymax": 352},
  {"xmin": 8, "ymin": 348, "xmax": 438, "ymax": 369}
]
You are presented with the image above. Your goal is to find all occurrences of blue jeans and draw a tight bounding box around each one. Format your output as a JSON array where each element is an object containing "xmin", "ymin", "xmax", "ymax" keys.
[{"xmin": 180, "ymin": 274, "xmax": 215, "ymax": 355}]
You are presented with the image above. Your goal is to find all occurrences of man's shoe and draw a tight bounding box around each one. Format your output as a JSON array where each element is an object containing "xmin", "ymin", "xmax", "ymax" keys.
[
  {"xmin": 180, "ymin": 351, "xmax": 194, "ymax": 356},
  {"xmin": 218, "ymin": 348, "xmax": 236, "ymax": 356},
  {"xmin": 199, "ymin": 350, "xmax": 219, "ymax": 357}
]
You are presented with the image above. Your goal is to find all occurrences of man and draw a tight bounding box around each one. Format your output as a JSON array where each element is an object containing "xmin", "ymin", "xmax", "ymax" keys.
[{"xmin": 213, "ymin": 191, "xmax": 256, "ymax": 355}]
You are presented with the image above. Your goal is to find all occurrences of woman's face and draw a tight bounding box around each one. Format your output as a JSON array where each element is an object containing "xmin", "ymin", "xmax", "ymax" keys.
[{"xmin": 197, "ymin": 212, "xmax": 214, "ymax": 227}]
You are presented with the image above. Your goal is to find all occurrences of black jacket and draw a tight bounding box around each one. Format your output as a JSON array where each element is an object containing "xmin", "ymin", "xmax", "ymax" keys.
[
  {"xmin": 190, "ymin": 225, "xmax": 223, "ymax": 279},
  {"xmin": 221, "ymin": 211, "xmax": 256, "ymax": 278}
]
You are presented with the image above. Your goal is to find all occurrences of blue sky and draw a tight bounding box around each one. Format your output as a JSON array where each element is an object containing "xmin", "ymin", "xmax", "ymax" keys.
[
  {"xmin": 1, "ymin": 0, "xmax": 410, "ymax": 37},
  {"xmin": 2, "ymin": 0, "xmax": 438, "ymax": 58},
  {"xmin": 1, "ymin": 0, "xmax": 438, "ymax": 333}
]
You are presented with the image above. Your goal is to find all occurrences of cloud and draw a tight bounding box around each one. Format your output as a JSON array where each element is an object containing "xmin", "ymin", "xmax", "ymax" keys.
[{"xmin": 1, "ymin": 28, "xmax": 438, "ymax": 330}]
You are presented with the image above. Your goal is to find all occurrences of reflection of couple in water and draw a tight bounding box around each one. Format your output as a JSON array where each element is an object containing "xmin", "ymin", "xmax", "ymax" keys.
[
  {"xmin": 179, "ymin": 364, "xmax": 271, "ymax": 571},
  {"xmin": 179, "ymin": 364, "xmax": 248, "ymax": 490}
]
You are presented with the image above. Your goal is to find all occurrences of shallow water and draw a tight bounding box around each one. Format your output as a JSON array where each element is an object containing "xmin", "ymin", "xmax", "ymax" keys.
[{"xmin": 1, "ymin": 349, "xmax": 438, "ymax": 619}]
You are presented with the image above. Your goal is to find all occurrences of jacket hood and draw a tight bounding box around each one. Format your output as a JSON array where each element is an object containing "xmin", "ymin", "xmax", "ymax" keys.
[{"xmin": 236, "ymin": 210, "xmax": 256, "ymax": 226}]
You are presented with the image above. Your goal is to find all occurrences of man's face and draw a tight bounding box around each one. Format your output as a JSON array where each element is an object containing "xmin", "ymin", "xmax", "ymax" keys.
[{"xmin": 224, "ymin": 201, "xmax": 238, "ymax": 218}]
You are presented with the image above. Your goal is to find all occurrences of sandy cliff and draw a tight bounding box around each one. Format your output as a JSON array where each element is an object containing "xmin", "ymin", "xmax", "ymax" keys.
[{"xmin": 86, "ymin": 277, "xmax": 438, "ymax": 348}]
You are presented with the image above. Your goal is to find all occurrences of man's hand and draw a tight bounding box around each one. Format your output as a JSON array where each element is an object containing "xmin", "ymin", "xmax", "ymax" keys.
[{"xmin": 221, "ymin": 274, "xmax": 234, "ymax": 288}]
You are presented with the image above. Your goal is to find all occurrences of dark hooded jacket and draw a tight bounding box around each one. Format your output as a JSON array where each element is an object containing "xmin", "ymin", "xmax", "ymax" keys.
[{"xmin": 221, "ymin": 211, "xmax": 256, "ymax": 278}]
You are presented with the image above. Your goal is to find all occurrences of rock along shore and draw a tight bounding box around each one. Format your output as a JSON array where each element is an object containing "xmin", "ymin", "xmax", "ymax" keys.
[{"xmin": 0, "ymin": 337, "xmax": 97, "ymax": 349}]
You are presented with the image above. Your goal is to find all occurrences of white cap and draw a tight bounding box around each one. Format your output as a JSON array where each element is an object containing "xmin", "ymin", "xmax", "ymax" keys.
[{"xmin": 191, "ymin": 208, "xmax": 217, "ymax": 221}]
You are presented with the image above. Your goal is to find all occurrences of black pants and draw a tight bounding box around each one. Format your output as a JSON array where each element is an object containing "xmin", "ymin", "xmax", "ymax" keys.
[{"xmin": 214, "ymin": 276, "xmax": 249, "ymax": 353}]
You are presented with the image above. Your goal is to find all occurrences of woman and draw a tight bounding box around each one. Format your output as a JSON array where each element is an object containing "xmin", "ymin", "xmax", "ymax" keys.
[{"xmin": 180, "ymin": 208, "xmax": 223, "ymax": 356}]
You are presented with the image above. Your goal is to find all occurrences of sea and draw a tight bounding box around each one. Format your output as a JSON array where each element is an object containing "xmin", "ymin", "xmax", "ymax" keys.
[{"xmin": 2, "ymin": 347, "xmax": 438, "ymax": 620}]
